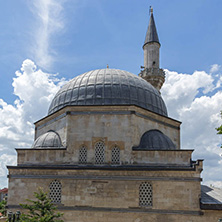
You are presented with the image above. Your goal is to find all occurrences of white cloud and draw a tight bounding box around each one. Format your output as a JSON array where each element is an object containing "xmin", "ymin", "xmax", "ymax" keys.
[
  {"xmin": 162, "ymin": 70, "xmax": 214, "ymax": 119},
  {"xmin": 162, "ymin": 69, "xmax": 222, "ymax": 188},
  {"xmin": 0, "ymin": 59, "xmax": 66, "ymax": 188},
  {"xmin": 210, "ymin": 64, "xmax": 221, "ymax": 73},
  {"xmin": 30, "ymin": 0, "xmax": 65, "ymax": 69},
  {"xmin": 0, "ymin": 154, "xmax": 17, "ymax": 177}
]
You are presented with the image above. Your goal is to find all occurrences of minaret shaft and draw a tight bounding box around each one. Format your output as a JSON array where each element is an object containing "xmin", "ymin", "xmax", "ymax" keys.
[{"xmin": 144, "ymin": 42, "xmax": 160, "ymax": 69}]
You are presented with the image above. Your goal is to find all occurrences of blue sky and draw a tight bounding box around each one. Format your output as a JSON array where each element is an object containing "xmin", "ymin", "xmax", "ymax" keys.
[
  {"xmin": 1, "ymin": 0, "xmax": 222, "ymax": 103},
  {"xmin": 0, "ymin": 0, "xmax": 222, "ymax": 188}
]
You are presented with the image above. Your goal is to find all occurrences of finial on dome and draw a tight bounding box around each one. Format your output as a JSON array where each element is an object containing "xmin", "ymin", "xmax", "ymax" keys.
[{"xmin": 107, "ymin": 64, "xmax": 109, "ymax": 69}]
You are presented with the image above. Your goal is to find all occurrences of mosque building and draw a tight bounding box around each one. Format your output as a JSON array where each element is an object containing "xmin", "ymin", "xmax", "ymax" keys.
[{"xmin": 7, "ymin": 8, "xmax": 222, "ymax": 222}]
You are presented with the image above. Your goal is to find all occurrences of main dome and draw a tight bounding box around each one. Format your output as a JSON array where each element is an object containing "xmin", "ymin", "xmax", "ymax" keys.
[{"xmin": 48, "ymin": 69, "xmax": 168, "ymax": 116}]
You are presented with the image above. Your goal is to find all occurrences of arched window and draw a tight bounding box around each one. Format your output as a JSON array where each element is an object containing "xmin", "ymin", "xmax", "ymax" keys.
[
  {"xmin": 49, "ymin": 180, "xmax": 62, "ymax": 204},
  {"xmin": 111, "ymin": 145, "xmax": 120, "ymax": 164},
  {"xmin": 79, "ymin": 145, "xmax": 87, "ymax": 164},
  {"xmin": 139, "ymin": 182, "xmax": 152, "ymax": 207},
  {"xmin": 95, "ymin": 141, "xmax": 105, "ymax": 164}
]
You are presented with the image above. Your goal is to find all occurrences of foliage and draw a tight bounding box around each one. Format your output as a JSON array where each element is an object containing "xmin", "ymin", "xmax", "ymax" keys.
[
  {"xmin": 217, "ymin": 125, "xmax": 222, "ymax": 134},
  {"xmin": 216, "ymin": 111, "xmax": 222, "ymax": 148},
  {"xmin": 19, "ymin": 188, "xmax": 63, "ymax": 222},
  {"xmin": 0, "ymin": 200, "xmax": 7, "ymax": 216}
]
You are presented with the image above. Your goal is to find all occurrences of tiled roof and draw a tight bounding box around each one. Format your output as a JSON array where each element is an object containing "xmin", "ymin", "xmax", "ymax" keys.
[{"xmin": 0, "ymin": 188, "xmax": 8, "ymax": 193}]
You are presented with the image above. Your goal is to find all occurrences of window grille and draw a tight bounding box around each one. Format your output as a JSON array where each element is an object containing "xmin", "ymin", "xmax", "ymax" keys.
[
  {"xmin": 95, "ymin": 141, "xmax": 105, "ymax": 164},
  {"xmin": 139, "ymin": 182, "xmax": 152, "ymax": 207},
  {"xmin": 79, "ymin": 145, "xmax": 87, "ymax": 164},
  {"xmin": 111, "ymin": 145, "xmax": 120, "ymax": 164},
  {"xmin": 49, "ymin": 180, "xmax": 62, "ymax": 204}
]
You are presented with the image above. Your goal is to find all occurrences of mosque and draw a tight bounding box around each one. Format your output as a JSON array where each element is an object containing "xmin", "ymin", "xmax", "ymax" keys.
[{"xmin": 7, "ymin": 8, "xmax": 222, "ymax": 222}]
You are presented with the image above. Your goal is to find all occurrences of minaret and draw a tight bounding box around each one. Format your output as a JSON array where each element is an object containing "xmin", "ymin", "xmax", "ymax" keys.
[{"xmin": 139, "ymin": 7, "xmax": 165, "ymax": 92}]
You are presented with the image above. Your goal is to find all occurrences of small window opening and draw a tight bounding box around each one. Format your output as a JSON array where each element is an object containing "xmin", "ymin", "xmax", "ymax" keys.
[
  {"xmin": 139, "ymin": 182, "xmax": 152, "ymax": 207},
  {"xmin": 79, "ymin": 145, "xmax": 87, "ymax": 164},
  {"xmin": 95, "ymin": 141, "xmax": 105, "ymax": 164},
  {"xmin": 111, "ymin": 145, "xmax": 120, "ymax": 164},
  {"xmin": 49, "ymin": 180, "xmax": 62, "ymax": 204}
]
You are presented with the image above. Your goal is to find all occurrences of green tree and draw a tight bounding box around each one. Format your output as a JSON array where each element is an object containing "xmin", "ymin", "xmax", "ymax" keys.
[
  {"xmin": 0, "ymin": 200, "xmax": 7, "ymax": 216},
  {"xmin": 216, "ymin": 111, "xmax": 222, "ymax": 148},
  {"xmin": 20, "ymin": 188, "xmax": 63, "ymax": 222}
]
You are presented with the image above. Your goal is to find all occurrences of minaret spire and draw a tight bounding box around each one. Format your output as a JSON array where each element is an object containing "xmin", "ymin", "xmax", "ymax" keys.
[
  {"xmin": 144, "ymin": 7, "xmax": 160, "ymax": 47},
  {"xmin": 139, "ymin": 7, "xmax": 165, "ymax": 92}
]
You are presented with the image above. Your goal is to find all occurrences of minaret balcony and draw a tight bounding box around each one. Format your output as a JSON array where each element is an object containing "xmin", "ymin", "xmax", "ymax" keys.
[{"xmin": 139, "ymin": 68, "xmax": 165, "ymax": 92}]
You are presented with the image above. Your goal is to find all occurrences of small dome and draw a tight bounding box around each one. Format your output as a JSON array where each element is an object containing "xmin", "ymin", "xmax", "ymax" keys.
[
  {"xmin": 48, "ymin": 69, "xmax": 168, "ymax": 116},
  {"xmin": 133, "ymin": 130, "xmax": 176, "ymax": 150},
  {"xmin": 32, "ymin": 131, "xmax": 63, "ymax": 149}
]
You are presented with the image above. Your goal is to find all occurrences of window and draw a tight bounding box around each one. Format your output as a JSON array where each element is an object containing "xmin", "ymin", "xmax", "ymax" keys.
[
  {"xmin": 79, "ymin": 145, "xmax": 87, "ymax": 164},
  {"xmin": 49, "ymin": 180, "xmax": 62, "ymax": 204},
  {"xmin": 95, "ymin": 141, "xmax": 105, "ymax": 164},
  {"xmin": 111, "ymin": 145, "xmax": 120, "ymax": 164},
  {"xmin": 139, "ymin": 182, "xmax": 152, "ymax": 207}
]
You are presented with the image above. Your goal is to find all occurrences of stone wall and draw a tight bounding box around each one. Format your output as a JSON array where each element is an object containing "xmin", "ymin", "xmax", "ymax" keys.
[
  {"xmin": 60, "ymin": 210, "xmax": 222, "ymax": 222},
  {"xmin": 8, "ymin": 167, "xmax": 221, "ymax": 222},
  {"xmin": 8, "ymin": 168, "xmax": 201, "ymax": 211},
  {"xmin": 27, "ymin": 106, "xmax": 181, "ymax": 165}
]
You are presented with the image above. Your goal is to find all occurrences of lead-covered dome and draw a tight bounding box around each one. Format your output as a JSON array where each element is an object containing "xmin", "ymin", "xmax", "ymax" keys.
[
  {"xmin": 32, "ymin": 131, "xmax": 64, "ymax": 149},
  {"xmin": 48, "ymin": 69, "xmax": 167, "ymax": 116},
  {"xmin": 133, "ymin": 130, "xmax": 176, "ymax": 150}
]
